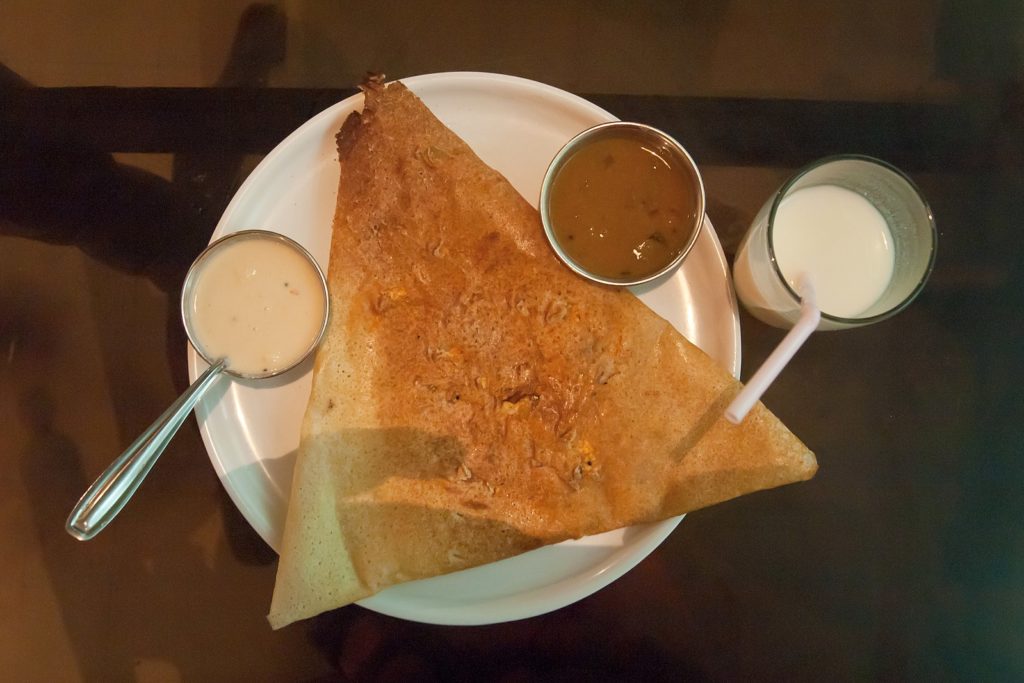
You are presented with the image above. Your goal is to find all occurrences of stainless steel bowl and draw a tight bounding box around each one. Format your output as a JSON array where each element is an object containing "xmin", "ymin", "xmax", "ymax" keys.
[
  {"xmin": 539, "ymin": 121, "xmax": 706, "ymax": 287},
  {"xmin": 180, "ymin": 229, "xmax": 330, "ymax": 380}
]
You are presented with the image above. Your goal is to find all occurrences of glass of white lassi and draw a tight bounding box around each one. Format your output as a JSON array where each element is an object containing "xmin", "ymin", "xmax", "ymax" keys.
[{"xmin": 732, "ymin": 155, "xmax": 936, "ymax": 331}]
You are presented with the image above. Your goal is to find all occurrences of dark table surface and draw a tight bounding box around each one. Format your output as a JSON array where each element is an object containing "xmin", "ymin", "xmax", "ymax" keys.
[{"xmin": 2, "ymin": 2, "xmax": 1022, "ymax": 681}]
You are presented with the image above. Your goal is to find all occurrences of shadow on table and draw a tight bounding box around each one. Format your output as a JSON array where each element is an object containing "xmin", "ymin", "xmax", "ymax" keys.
[
  {"xmin": 307, "ymin": 575, "xmax": 706, "ymax": 682},
  {"xmin": 1, "ymin": 4, "xmax": 301, "ymax": 681}
]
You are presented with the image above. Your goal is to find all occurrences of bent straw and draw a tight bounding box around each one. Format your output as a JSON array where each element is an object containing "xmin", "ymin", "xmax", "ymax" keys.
[{"xmin": 725, "ymin": 275, "xmax": 820, "ymax": 424}]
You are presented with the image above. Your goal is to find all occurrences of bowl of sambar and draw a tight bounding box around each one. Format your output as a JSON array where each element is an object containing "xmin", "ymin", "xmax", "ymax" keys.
[{"xmin": 540, "ymin": 122, "xmax": 705, "ymax": 286}]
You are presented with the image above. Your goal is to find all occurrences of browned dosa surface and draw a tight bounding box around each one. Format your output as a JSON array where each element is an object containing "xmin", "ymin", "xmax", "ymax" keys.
[{"xmin": 268, "ymin": 80, "xmax": 817, "ymax": 629}]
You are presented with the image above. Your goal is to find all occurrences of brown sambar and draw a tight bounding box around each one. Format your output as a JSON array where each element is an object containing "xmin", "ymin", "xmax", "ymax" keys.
[{"xmin": 543, "ymin": 124, "xmax": 704, "ymax": 284}]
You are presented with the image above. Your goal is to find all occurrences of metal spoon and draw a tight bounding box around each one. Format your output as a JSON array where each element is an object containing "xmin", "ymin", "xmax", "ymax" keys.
[
  {"xmin": 66, "ymin": 230, "xmax": 329, "ymax": 540},
  {"xmin": 65, "ymin": 359, "xmax": 228, "ymax": 540}
]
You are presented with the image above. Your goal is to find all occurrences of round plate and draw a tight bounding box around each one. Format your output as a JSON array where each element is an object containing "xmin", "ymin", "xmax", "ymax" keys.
[{"xmin": 188, "ymin": 72, "xmax": 741, "ymax": 625}]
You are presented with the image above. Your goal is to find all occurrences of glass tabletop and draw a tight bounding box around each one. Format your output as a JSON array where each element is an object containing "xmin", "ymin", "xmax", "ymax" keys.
[{"xmin": 1, "ymin": 2, "xmax": 1021, "ymax": 680}]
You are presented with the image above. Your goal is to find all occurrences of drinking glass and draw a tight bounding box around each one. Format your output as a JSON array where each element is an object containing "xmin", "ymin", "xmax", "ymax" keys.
[{"xmin": 732, "ymin": 155, "xmax": 937, "ymax": 330}]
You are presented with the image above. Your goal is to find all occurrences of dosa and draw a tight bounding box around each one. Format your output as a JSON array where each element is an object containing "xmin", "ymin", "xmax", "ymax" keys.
[{"xmin": 268, "ymin": 79, "xmax": 816, "ymax": 628}]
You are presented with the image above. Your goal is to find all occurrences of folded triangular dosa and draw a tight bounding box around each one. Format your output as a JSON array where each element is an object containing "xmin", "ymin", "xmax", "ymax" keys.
[{"xmin": 268, "ymin": 80, "xmax": 816, "ymax": 628}]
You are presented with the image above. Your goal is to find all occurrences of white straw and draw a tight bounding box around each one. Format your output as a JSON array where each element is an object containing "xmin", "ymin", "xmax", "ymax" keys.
[{"xmin": 725, "ymin": 275, "xmax": 820, "ymax": 424}]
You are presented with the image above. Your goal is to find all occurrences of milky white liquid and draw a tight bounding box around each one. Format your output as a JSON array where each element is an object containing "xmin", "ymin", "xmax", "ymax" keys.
[
  {"xmin": 188, "ymin": 237, "xmax": 326, "ymax": 376},
  {"xmin": 773, "ymin": 185, "xmax": 895, "ymax": 318}
]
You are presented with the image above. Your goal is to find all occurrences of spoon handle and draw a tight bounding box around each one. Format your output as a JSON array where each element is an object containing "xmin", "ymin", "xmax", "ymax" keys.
[{"xmin": 66, "ymin": 359, "xmax": 227, "ymax": 540}]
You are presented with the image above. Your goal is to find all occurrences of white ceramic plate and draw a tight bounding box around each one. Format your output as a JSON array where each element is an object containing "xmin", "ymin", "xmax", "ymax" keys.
[{"xmin": 188, "ymin": 72, "xmax": 741, "ymax": 625}]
